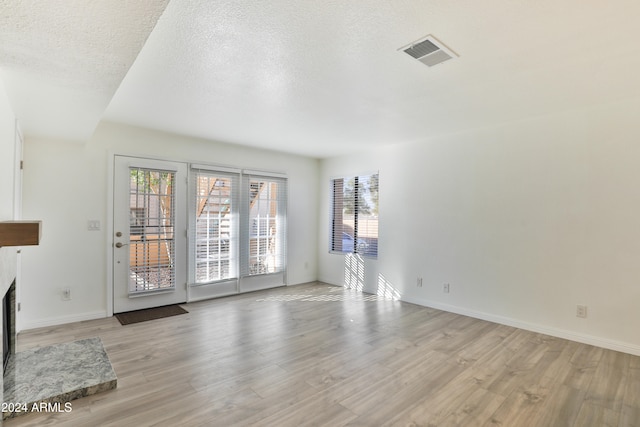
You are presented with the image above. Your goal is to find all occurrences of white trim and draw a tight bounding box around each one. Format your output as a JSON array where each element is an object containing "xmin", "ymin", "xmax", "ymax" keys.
[
  {"xmin": 106, "ymin": 152, "xmax": 175, "ymax": 164},
  {"xmin": 106, "ymin": 151, "xmax": 115, "ymax": 316},
  {"xmin": 401, "ymin": 294, "xmax": 640, "ymax": 357},
  {"xmin": 126, "ymin": 161, "xmax": 179, "ymax": 173},
  {"xmin": 188, "ymin": 280, "xmax": 238, "ymax": 301},
  {"xmin": 242, "ymin": 169, "xmax": 287, "ymax": 178},
  {"xmin": 189, "ymin": 278, "xmax": 238, "ymax": 288},
  {"xmin": 21, "ymin": 310, "xmax": 108, "ymax": 331},
  {"xmin": 188, "ymin": 292, "xmax": 237, "ymax": 302},
  {"xmin": 13, "ymin": 122, "xmax": 23, "ymax": 219},
  {"xmin": 13, "ymin": 121, "xmax": 24, "ymax": 332},
  {"xmin": 191, "ymin": 163, "xmax": 241, "ymax": 174},
  {"xmin": 328, "ymin": 170, "xmax": 379, "ymax": 182},
  {"xmin": 128, "ymin": 289, "xmax": 176, "ymax": 298},
  {"xmin": 283, "ymin": 178, "xmax": 289, "ymax": 285}
]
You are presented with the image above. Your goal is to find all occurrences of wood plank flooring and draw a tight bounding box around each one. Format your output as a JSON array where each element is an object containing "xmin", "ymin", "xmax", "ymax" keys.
[{"xmin": 4, "ymin": 282, "xmax": 639, "ymax": 426}]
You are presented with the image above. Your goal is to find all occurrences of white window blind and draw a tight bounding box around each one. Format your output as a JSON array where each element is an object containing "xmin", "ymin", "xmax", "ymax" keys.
[
  {"xmin": 128, "ymin": 167, "xmax": 177, "ymax": 294},
  {"xmin": 330, "ymin": 173, "xmax": 378, "ymax": 258},
  {"xmin": 189, "ymin": 166, "xmax": 287, "ymax": 294},
  {"xmin": 241, "ymin": 174, "xmax": 287, "ymax": 277},
  {"xmin": 192, "ymin": 169, "xmax": 239, "ymax": 284}
]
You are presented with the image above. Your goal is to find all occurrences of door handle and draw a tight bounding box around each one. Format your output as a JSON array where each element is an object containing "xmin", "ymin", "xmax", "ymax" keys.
[{"xmin": 115, "ymin": 242, "xmax": 129, "ymax": 248}]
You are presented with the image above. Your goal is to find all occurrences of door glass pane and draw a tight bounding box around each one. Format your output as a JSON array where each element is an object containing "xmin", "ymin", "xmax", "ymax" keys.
[
  {"xmin": 248, "ymin": 180, "xmax": 282, "ymax": 275},
  {"xmin": 195, "ymin": 174, "xmax": 234, "ymax": 283},
  {"xmin": 129, "ymin": 168, "xmax": 176, "ymax": 294}
]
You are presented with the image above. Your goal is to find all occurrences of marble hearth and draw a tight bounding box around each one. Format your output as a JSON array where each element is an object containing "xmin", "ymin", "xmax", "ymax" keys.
[{"xmin": 3, "ymin": 337, "xmax": 117, "ymax": 419}]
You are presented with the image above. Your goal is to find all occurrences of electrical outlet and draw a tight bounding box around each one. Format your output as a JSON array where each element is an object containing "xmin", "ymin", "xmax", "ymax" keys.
[
  {"xmin": 443, "ymin": 283, "xmax": 450, "ymax": 293},
  {"xmin": 576, "ymin": 304, "xmax": 587, "ymax": 318},
  {"xmin": 417, "ymin": 277, "xmax": 423, "ymax": 287},
  {"xmin": 62, "ymin": 288, "xmax": 71, "ymax": 301}
]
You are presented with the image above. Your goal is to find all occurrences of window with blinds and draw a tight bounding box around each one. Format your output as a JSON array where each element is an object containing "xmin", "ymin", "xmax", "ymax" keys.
[
  {"xmin": 190, "ymin": 166, "xmax": 287, "ymax": 293},
  {"xmin": 241, "ymin": 174, "xmax": 287, "ymax": 277},
  {"xmin": 128, "ymin": 167, "xmax": 176, "ymax": 294},
  {"xmin": 330, "ymin": 173, "xmax": 378, "ymax": 258},
  {"xmin": 193, "ymin": 170, "xmax": 239, "ymax": 283}
]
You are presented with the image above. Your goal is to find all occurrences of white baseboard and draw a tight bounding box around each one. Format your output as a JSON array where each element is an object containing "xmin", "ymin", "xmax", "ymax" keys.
[
  {"xmin": 287, "ymin": 280, "xmax": 322, "ymax": 287},
  {"xmin": 18, "ymin": 286, "xmax": 640, "ymax": 357},
  {"xmin": 19, "ymin": 310, "xmax": 108, "ymax": 332},
  {"xmin": 401, "ymin": 294, "xmax": 640, "ymax": 357}
]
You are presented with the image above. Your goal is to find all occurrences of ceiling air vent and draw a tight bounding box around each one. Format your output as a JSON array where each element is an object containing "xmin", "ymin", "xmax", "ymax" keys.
[{"xmin": 400, "ymin": 35, "xmax": 458, "ymax": 67}]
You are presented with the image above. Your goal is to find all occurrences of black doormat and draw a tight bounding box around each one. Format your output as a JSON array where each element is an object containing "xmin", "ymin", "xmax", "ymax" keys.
[{"xmin": 115, "ymin": 304, "xmax": 188, "ymax": 325}]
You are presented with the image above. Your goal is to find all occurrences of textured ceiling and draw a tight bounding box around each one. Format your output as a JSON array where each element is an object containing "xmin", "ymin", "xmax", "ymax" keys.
[
  {"xmin": 0, "ymin": 0, "xmax": 169, "ymax": 141},
  {"xmin": 2, "ymin": 1, "xmax": 640, "ymax": 158}
]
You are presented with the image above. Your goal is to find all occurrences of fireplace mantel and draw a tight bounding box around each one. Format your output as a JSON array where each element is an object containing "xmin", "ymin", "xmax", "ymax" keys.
[{"xmin": 0, "ymin": 221, "xmax": 42, "ymax": 247}]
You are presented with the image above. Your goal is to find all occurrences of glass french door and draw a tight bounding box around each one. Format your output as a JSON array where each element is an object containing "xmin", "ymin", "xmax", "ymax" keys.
[
  {"xmin": 112, "ymin": 156, "xmax": 187, "ymax": 313},
  {"xmin": 188, "ymin": 166, "xmax": 287, "ymax": 300}
]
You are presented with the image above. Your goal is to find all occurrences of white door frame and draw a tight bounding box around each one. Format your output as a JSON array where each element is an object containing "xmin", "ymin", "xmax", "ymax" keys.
[
  {"xmin": 109, "ymin": 154, "xmax": 188, "ymax": 314},
  {"xmin": 13, "ymin": 122, "xmax": 23, "ymax": 332}
]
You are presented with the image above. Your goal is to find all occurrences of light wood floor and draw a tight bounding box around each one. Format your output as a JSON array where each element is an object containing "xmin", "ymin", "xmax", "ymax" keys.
[{"xmin": 5, "ymin": 282, "xmax": 640, "ymax": 426}]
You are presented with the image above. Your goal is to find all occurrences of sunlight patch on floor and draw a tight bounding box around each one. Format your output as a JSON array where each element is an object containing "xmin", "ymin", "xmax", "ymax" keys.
[
  {"xmin": 256, "ymin": 292, "xmax": 392, "ymax": 302},
  {"xmin": 377, "ymin": 273, "xmax": 401, "ymax": 300},
  {"xmin": 344, "ymin": 253, "xmax": 365, "ymax": 291}
]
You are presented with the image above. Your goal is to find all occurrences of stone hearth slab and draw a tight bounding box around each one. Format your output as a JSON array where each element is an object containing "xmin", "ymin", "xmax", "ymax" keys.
[{"xmin": 3, "ymin": 337, "xmax": 117, "ymax": 419}]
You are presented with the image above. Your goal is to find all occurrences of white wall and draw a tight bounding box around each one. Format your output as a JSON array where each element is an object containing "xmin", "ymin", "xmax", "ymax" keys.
[
  {"xmin": 21, "ymin": 121, "xmax": 319, "ymax": 329},
  {"xmin": 0, "ymin": 78, "xmax": 18, "ymax": 295},
  {"xmin": 319, "ymin": 97, "xmax": 640, "ymax": 355},
  {"xmin": 0, "ymin": 76, "xmax": 20, "ymax": 408}
]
